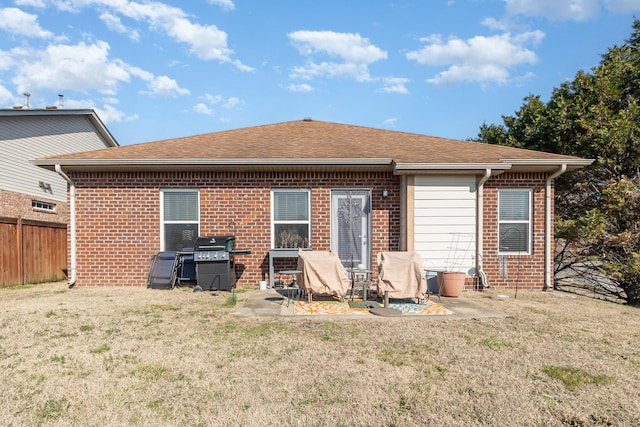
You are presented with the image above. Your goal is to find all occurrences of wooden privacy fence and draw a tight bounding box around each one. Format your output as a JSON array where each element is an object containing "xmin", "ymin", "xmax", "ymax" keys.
[{"xmin": 0, "ymin": 217, "xmax": 67, "ymax": 287}]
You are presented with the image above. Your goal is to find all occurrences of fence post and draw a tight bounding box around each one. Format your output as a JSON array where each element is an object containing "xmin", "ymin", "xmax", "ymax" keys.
[{"xmin": 17, "ymin": 217, "xmax": 23, "ymax": 285}]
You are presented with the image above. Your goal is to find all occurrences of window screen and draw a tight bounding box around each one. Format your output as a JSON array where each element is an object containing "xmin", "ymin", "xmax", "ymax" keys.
[
  {"xmin": 274, "ymin": 192, "xmax": 309, "ymax": 221},
  {"xmin": 163, "ymin": 191, "xmax": 198, "ymax": 221},
  {"xmin": 161, "ymin": 190, "xmax": 199, "ymax": 251},
  {"xmin": 498, "ymin": 189, "xmax": 531, "ymax": 253},
  {"xmin": 272, "ymin": 190, "xmax": 310, "ymax": 248}
]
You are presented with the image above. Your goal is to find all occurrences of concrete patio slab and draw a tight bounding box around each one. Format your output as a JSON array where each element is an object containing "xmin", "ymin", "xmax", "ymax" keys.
[{"xmin": 232, "ymin": 288, "xmax": 507, "ymax": 319}]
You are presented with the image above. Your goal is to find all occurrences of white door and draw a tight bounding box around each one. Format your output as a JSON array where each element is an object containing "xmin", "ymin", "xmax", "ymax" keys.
[{"xmin": 331, "ymin": 190, "xmax": 372, "ymax": 269}]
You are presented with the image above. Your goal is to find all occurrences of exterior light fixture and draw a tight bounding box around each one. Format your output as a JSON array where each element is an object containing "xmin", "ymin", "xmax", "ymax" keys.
[{"xmin": 381, "ymin": 188, "xmax": 388, "ymax": 198}]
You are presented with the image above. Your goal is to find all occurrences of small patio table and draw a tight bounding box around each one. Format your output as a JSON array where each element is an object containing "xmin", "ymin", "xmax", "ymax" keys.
[
  {"xmin": 423, "ymin": 268, "xmax": 447, "ymax": 301},
  {"xmin": 346, "ymin": 268, "xmax": 373, "ymax": 301},
  {"xmin": 278, "ymin": 269, "xmax": 302, "ymax": 307}
]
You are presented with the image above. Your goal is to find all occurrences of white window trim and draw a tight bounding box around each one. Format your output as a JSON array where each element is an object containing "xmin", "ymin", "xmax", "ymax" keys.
[
  {"xmin": 32, "ymin": 200, "xmax": 56, "ymax": 212},
  {"xmin": 498, "ymin": 189, "xmax": 532, "ymax": 255},
  {"xmin": 160, "ymin": 189, "xmax": 200, "ymax": 251},
  {"xmin": 270, "ymin": 188, "xmax": 311, "ymax": 249}
]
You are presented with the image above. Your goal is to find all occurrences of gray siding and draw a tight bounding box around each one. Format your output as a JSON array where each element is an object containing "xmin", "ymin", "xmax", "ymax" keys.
[{"xmin": 0, "ymin": 115, "xmax": 110, "ymax": 202}]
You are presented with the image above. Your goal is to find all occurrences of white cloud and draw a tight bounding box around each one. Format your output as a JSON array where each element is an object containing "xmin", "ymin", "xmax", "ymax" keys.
[
  {"xmin": 100, "ymin": 12, "xmax": 140, "ymax": 41},
  {"xmin": 58, "ymin": 98, "xmax": 97, "ymax": 109},
  {"xmin": 289, "ymin": 30, "xmax": 387, "ymax": 63},
  {"xmin": 0, "ymin": 84, "xmax": 14, "ymax": 106},
  {"xmin": 102, "ymin": 96, "xmax": 119, "ymax": 104},
  {"xmin": 14, "ymin": 0, "xmax": 47, "ymax": 7},
  {"xmin": 383, "ymin": 118, "xmax": 398, "ymax": 128},
  {"xmin": 193, "ymin": 93, "xmax": 241, "ymax": 115},
  {"xmin": 287, "ymin": 83, "xmax": 314, "ymax": 92},
  {"xmin": 108, "ymin": 0, "xmax": 251, "ymax": 69},
  {"xmin": 94, "ymin": 104, "xmax": 138, "ymax": 124},
  {"xmin": 203, "ymin": 93, "xmax": 224, "ymax": 104},
  {"xmin": 207, "ymin": 0, "xmax": 235, "ymax": 11},
  {"xmin": 378, "ymin": 77, "xmax": 409, "ymax": 94},
  {"xmin": 481, "ymin": 16, "xmax": 513, "ymax": 32},
  {"xmin": 429, "ymin": 64, "xmax": 511, "ymax": 86},
  {"xmin": 603, "ymin": 0, "xmax": 640, "ymax": 12},
  {"xmin": 38, "ymin": 0, "xmax": 251, "ymax": 70},
  {"xmin": 0, "ymin": 49, "xmax": 15, "ymax": 71},
  {"xmin": 193, "ymin": 102, "xmax": 213, "ymax": 115},
  {"xmin": 165, "ymin": 18, "xmax": 229, "ymax": 59},
  {"xmin": 504, "ymin": 0, "xmax": 600, "ymax": 21},
  {"xmin": 288, "ymin": 30, "xmax": 387, "ymax": 82},
  {"xmin": 121, "ymin": 63, "xmax": 153, "ymax": 82},
  {"xmin": 0, "ymin": 7, "xmax": 53, "ymax": 38},
  {"xmin": 406, "ymin": 31, "xmax": 544, "ymax": 86},
  {"xmin": 59, "ymin": 97, "xmax": 137, "ymax": 124},
  {"xmin": 513, "ymin": 71, "xmax": 536, "ymax": 86},
  {"xmin": 142, "ymin": 75, "xmax": 190, "ymax": 97},
  {"xmin": 5, "ymin": 39, "xmax": 188, "ymax": 100},
  {"xmin": 290, "ymin": 61, "xmax": 374, "ymax": 82},
  {"xmin": 9, "ymin": 41, "xmax": 131, "ymax": 94},
  {"xmin": 223, "ymin": 96, "xmax": 240, "ymax": 108}
]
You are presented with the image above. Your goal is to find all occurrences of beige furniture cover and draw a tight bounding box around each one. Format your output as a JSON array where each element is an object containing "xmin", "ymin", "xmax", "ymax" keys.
[
  {"xmin": 377, "ymin": 251, "xmax": 427, "ymax": 300},
  {"xmin": 297, "ymin": 249, "xmax": 351, "ymax": 298}
]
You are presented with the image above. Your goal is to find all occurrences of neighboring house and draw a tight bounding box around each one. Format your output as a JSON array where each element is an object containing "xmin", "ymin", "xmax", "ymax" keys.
[
  {"xmin": 34, "ymin": 119, "xmax": 592, "ymax": 290},
  {"xmin": 0, "ymin": 108, "xmax": 118, "ymax": 286}
]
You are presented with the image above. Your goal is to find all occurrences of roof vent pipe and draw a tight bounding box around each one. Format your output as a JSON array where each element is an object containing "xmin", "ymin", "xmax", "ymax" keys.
[
  {"xmin": 22, "ymin": 92, "xmax": 31, "ymax": 109},
  {"xmin": 58, "ymin": 94, "xmax": 64, "ymax": 109}
]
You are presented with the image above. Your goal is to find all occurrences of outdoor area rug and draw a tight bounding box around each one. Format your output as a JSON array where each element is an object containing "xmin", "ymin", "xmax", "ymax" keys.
[{"xmin": 293, "ymin": 298, "xmax": 453, "ymax": 316}]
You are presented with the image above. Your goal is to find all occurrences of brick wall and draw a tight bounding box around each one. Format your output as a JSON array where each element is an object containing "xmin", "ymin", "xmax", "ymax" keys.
[
  {"xmin": 0, "ymin": 189, "xmax": 67, "ymax": 224},
  {"xmin": 69, "ymin": 171, "xmax": 400, "ymax": 287},
  {"xmin": 481, "ymin": 172, "xmax": 549, "ymax": 290},
  {"xmin": 66, "ymin": 170, "xmax": 553, "ymax": 290}
]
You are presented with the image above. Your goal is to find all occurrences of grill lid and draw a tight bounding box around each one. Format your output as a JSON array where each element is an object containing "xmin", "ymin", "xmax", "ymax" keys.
[{"xmin": 194, "ymin": 236, "xmax": 235, "ymax": 252}]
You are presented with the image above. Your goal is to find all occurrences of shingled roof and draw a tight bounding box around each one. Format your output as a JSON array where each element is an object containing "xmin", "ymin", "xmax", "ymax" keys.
[{"xmin": 35, "ymin": 119, "xmax": 592, "ymax": 173}]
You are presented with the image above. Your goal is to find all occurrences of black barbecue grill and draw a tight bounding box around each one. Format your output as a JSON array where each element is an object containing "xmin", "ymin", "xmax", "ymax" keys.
[
  {"xmin": 193, "ymin": 236, "xmax": 235, "ymax": 291},
  {"xmin": 192, "ymin": 236, "xmax": 251, "ymax": 291}
]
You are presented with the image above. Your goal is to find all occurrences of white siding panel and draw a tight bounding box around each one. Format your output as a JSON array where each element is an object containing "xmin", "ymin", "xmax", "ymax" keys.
[
  {"xmin": 413, "ymin": 176, "xmax": 476, "ymax": 273},
  {"xmin": 414, "ymin": 207, "xmax": 476, "ymax": 220},
  {"xmin": 415, "ymin": 198, "xmax": 475, "ymax": 209},
  {"xmin": 0, "ymin": 115, "xmax": 110, "ymax": 202}
]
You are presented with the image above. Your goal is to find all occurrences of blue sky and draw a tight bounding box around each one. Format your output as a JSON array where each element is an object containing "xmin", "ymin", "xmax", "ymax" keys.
[{"xmin": 1, "ymin": 0, "xmax": 640, "ymax": 146}]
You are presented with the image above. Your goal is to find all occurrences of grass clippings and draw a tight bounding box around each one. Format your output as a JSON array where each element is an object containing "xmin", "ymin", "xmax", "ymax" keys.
[{"xmin": 1, "ymin": 282, "xmax": 639, "ymax": 426}]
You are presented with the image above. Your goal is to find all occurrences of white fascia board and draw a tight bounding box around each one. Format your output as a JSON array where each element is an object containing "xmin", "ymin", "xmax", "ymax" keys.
[
  {"xmin": 393, "ymin": 163, "xmax": 509, "ymax": 175},
  {"xmin": 33, "ymin": 157, "xmax": 394, "ymax": 171},
  {"xmin": 502, "ymin": 158, "xmax": 594, "ymax": 169},
  {"xmin": 85, "ymin": 111, "xmax": 119, "ymax": 147}
]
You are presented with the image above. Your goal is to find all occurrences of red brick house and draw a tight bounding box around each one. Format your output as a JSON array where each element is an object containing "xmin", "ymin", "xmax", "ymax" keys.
[{"xmin": 34, "ymin": 119, "xmax": 592, "ymax": 290}]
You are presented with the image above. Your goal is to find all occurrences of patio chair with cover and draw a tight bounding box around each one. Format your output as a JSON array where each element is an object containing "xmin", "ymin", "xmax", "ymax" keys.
[
  {"xmin": 297, "ymin": 249, "xmax": 351, "ymax": 302},
  {"xmin": 376, "ymin": 251, "xmax": 427, "ymax": 301}
]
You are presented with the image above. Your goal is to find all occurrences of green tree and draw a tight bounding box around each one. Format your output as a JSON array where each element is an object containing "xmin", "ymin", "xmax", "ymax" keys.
[{"xmin": 476, "ymin": 19, "xmax": 640, "ymax": 305}]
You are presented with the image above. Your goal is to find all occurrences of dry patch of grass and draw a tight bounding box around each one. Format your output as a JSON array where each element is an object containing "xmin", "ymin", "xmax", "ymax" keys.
[{"xmin": 1, "ymin": 282, "xmax": 639, "ymax": 426}]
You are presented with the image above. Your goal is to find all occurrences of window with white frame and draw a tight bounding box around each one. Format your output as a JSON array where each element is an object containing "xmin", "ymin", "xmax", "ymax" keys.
[
  {"xmin": 32, "ymin": 200, "xmax": 55, "ymax": 212},
  {"xmin": 498, "ymin": 189, "xmax": 531, "ymax": 254},
  {"xmin": 272, "ymin": 189, "xmax": 311, "ymax": 248},
  {"xmin": 161, "ymin": 189, "xmax": 199, "ymax": 251}
]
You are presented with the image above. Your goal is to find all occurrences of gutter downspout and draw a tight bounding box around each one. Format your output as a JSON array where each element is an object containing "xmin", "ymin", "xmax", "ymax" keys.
[
  {"xmin": 55, "ymin": 165, "xmax": 77, "ymax": 288},
  {"xmin": 476, "ymin": 169, "xmax": 491, "ymax": 287},
  {"xmin": 545, "ymin": 164, "xmax": 567, "ymax": 291}
]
